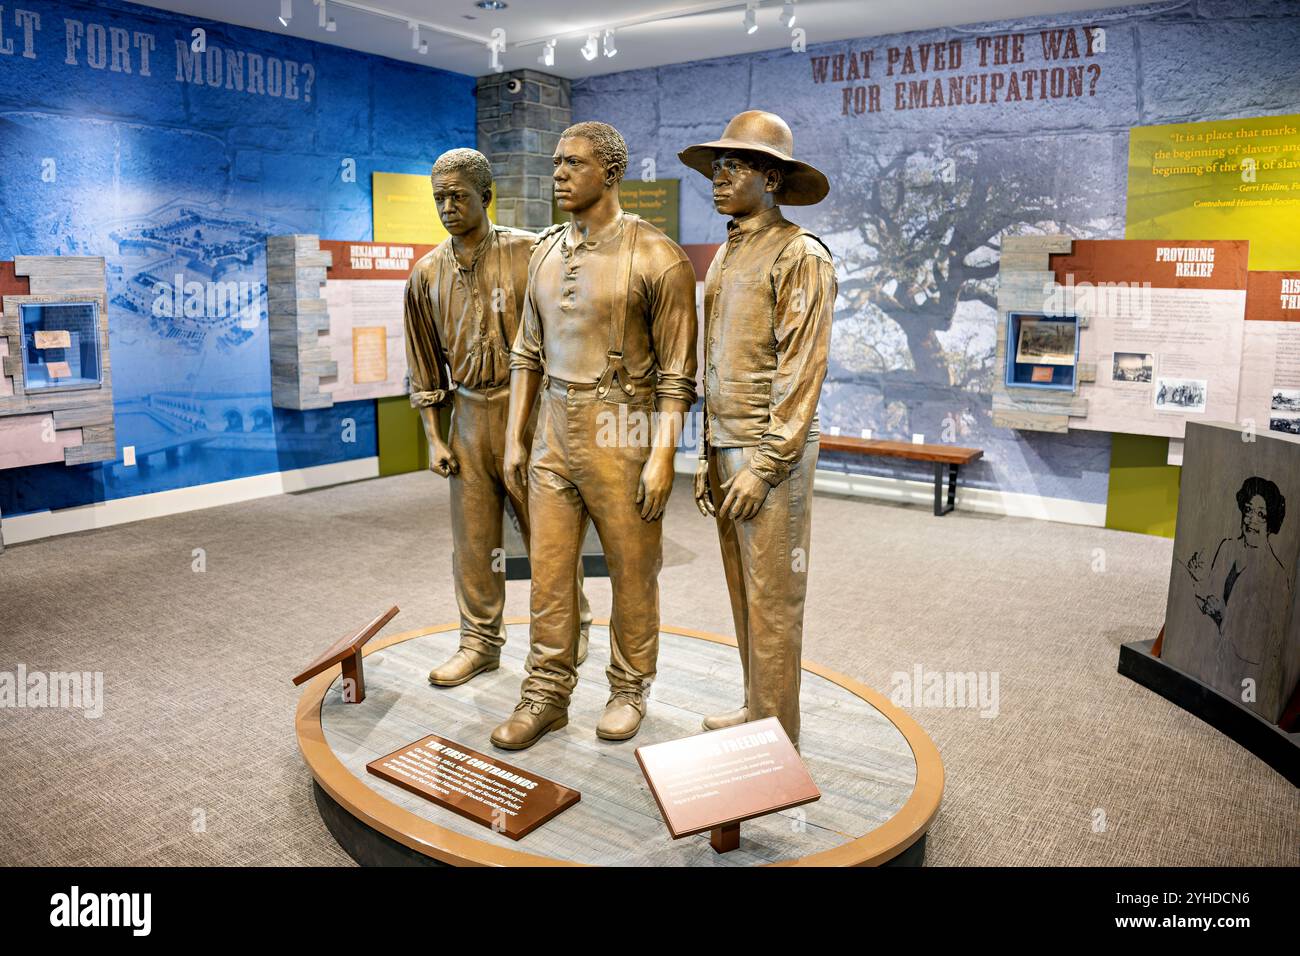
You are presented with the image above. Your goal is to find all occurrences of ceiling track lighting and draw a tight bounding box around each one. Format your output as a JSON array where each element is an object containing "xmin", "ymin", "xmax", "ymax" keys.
[
  {"xmin": 581, "ymin": 31, "xmax": 599, "ymax": 61},
  {"xmin": 743, "ymin": 2, "xmax": 758, "ymax": 35},
  {"xmin": 779, "ymin": 1, "xmax": 796, "ymax": 29},
  {"xmin": 278, "ymin": 0, "xmax": 292, "ymax": 27},
  {"xmin": 314, "ymin": 0, "xmax": 336, "ymax": 31},
  {"xmin": 602, "ymin": 28, "xmax": 617, "ymax": 58},
  {"xmin": 538, "ymin": 38, "xmax": 557, "ymax": 67}
]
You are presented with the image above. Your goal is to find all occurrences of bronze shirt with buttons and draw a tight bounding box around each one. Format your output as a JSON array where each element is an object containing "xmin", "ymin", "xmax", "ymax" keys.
[
  {"xmin": 701, "ymin": 206, "xmax": 836, "ymax": 485},
  {"xmin": 402, "ymin": 223, "xmax": 592, "ymax": 658},
  {"xmin": 510, "ymin": 215, "xmax": 698, "ymax": 407},
  {"xmin": 405, "ymin": 224, "xmax": 533, "ymax": 407}
]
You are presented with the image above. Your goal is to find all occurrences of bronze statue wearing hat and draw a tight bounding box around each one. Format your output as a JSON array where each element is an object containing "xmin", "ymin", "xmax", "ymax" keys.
[
  {"xmin": 404, "ymin": 147, "xmax": 592, "ymax": 689},
  {"xmin": 679, "ymin": 110, "xmax": 837, "ymax": 747}
]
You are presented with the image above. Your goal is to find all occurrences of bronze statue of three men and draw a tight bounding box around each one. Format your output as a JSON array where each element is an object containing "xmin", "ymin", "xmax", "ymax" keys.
[{"xmin": 404, "ymin": 110, "xmax": 836, "ymax": 753}]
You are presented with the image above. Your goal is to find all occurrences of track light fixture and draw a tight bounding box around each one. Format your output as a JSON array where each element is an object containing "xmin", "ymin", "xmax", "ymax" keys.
[
  {"xmin": 539, "ymin": 38, "xmax": 557, "ymax": 67},
  {"xmin": 744, "ymin": 2, "xmax": 758, "ymax": 35},
  {"xmin": 314, "ymin": 0, "xmax": 336, "ymax": 31},
  {"xmin": 278, "ymin": 0, "xmax": 292, "ymax": 27},
  {"xmin": 581, "ymin": 32, "xmax": 599, "ymax": 61},
  {"xmin": 779, "ymin": 1, "xmax": 796, "ymax": 29},
  {"xmin": 602, "ymin": 28, "xmax": 617, "ymax": 58}
]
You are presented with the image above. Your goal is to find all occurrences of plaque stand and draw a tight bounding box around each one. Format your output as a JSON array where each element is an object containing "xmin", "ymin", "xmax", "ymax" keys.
[
  {"xmin": 340, "ymin": 649, "xmax": 365, "ymax": 703},
  {"xmin": 292, "ymin": 606, "xmax": 398, "ymax": 704},
  {"xmin": 710, "ymin": 822, "xmax": 740, "ymax": 853}
]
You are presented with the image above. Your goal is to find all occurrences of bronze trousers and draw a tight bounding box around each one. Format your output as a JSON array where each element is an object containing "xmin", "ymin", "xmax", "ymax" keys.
[
  {"xmin": 708, "ymin": 439, "xmax": 819, "ymax": 746},
  {"xmin": 521, "ymin": 376, "xmax": 662, "ymax": 706},
  {"xmin": 447, "ymin": 383, "xmax": 591, "ymax": 657}
]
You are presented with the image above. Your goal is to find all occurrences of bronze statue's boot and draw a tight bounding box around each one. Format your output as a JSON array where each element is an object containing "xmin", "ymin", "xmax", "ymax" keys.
[
  {"xmin": 596, "ymin": 690, "xmax": 646, "ymax": 742},
  {"xmin": 428, "ymin": 647, "xmax": 500, "ymax": 687},
  {"xmin": 490, "ymin": 699, "xmax": 568, "ymax": 751},
  {"xmin": 577, "ymin": 625, "xmax": 590, "ymax": 667},
  {"xmin": 701, "ymin": 706, "xmax": 749, "ymax": 732}
]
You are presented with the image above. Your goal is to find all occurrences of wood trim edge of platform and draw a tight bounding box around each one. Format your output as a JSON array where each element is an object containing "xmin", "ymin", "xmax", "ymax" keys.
[{"xmin": 295, "ymin": 618, "xmax": 945, "ymax": 867}]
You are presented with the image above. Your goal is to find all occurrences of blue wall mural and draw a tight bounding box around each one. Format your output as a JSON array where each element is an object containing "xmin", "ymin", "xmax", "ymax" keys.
[
  {"xmin": 573, "ymin": 0, "xmax": 1300, "ymax": 506},
  {"xmin": 0, "ymin": 0, "xmax": 476, "ymax": 517}
]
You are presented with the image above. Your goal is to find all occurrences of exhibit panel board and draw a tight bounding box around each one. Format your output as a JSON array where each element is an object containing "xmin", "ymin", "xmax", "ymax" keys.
[
  {"xmin": 319, "ymin": 240, "xmax": 436, "ymax": 406},
  {"xmin": 1111, "ymin": 112, "xmax": 1300, "ymax": 532},
  {"xmin": 1051, "ymin": 239, "xmax": 1248, "ymax": 439},
  {"xmin": 1237, "ymin": 271, "xmax": 1300, "ymax": 439},
  {"xmin": 1127, "ymin": 114, "xmax": 1300, "ymax": 273},
  {"xmin": 0, "ymin": 257, "xmax": 115, "ymax": 550},
  {"xmin": 1160, "ymin": 421, "xmax": 1300, "ymax": 725}
]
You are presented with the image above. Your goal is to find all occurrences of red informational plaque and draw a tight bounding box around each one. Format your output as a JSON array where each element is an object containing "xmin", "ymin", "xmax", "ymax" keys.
[
  {"xmin": 367, "ymin": 734, "xmax": 580, "ymax": 841},
  {"xmin": 635, "ymin": 717, "xmax": 819, "ymax": 850}
]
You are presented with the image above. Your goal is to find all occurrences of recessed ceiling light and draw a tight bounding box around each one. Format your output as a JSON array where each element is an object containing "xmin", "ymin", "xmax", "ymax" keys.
[{"xmin": 476, "ymin": 1, "xmax": 508, "ymax": 10}]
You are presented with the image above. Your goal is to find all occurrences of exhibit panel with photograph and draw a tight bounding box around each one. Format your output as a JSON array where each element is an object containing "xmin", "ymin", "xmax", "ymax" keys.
[
  {"xmin": 1050, "ymin": 239, "xmax": 1248, "ymax": 439},
  {"xmin": 1237, "ymin": 271, "xmax": 1300, "ymax": 438}
]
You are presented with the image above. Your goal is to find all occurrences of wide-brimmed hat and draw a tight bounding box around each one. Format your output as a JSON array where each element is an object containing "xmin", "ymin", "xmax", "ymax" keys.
[{"xmin": 678, "ymin": 110, "xmax": 829, "ymax": 206}]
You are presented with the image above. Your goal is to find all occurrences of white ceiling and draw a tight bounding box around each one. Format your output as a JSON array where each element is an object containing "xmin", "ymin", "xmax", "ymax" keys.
[{"xmin": 129, "ymin": 0, "xmax": 1142, "ymax": 79}]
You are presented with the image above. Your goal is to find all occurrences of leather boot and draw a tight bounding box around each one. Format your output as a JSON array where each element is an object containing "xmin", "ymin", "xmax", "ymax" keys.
[
  {"xmin": 428, "ymin": 647, "xmax": 500, "ymax": 687},
  {"xmin": 577, "ymin": 625, "xmax": 590, "ymax": 667},
  {"xmin": 490, "ymin": 699, "xmax": 569, "ymax": 751},
  {"xmin": 701, "ymin": 706, "xmax": 749, "ymax": 732},
  {"xmin": 596, "ymin": 691, "xmax": 646, "ymax": 742}
]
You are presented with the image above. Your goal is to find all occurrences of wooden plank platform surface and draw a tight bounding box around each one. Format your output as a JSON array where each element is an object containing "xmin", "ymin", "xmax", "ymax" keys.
[{"xmin": 313, "ymin": 623, "xmax": 922, "ymax": 866}]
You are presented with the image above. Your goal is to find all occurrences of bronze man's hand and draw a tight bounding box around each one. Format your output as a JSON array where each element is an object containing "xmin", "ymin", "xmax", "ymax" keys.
[
  {"xmin": 503, "ymin": 435, "xmax": 529, "ymax": 503},
  {"xmin": 693, "ymin": 459, "xmax": 716, "ymax": 517},
  {"xmin": 718, "ymin": 467, "xmax": 770, "ymax": 521},
  {"xmin": 429, "ymin": 437, "xmax": 459, "ymax": 478},
  {"xmin": 637, "ymin": 455, "xmax": 675, "ymax": 522}
]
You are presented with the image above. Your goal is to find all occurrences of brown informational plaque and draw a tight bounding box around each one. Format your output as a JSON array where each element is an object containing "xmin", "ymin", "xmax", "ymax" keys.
[
  {"xmin": 367, "ymin": 733, "xmax": 580, "ymax": 840},
  {"xmin": 1031, "ymin": 365, "xmax": 1055, "ymax": 383},
  {"xmin": 291, "ymin": 606, "xmax": 399, "ymax": 703},
  {"xmin": 635, "ymin": 717, "xmax": 820, "ymax": 849},
  {"xmin": 46, "ymin": 361, "xmax": 72, "ymax": 379}
]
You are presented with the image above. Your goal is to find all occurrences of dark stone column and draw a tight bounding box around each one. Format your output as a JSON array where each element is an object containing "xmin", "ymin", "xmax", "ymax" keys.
[{"xmin": 476, "ymin": 70, "xmax": 572, "ymax": 230}]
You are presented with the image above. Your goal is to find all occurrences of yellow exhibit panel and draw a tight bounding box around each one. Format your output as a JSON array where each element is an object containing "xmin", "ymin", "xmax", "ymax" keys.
[{"xmin": 1127, "ymin": 113, "xmax": 1300, "ymax": 270}]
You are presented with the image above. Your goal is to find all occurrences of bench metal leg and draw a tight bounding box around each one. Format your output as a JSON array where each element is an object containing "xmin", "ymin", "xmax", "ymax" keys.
[{"xmin": 933, "ymin": 463, "xmax": 959, "ymax": 516}]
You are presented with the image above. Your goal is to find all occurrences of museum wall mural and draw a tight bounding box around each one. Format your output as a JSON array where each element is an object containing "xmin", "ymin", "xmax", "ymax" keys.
[
  {"xmin": 0, "ymin": 0, "xmax": 476, "ymax": 517},
  {"xmin": 572, "ymin": 0, "xmax": 1300, "ymax": 506}
]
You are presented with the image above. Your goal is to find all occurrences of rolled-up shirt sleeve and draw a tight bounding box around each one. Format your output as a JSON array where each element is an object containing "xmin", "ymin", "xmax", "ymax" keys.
[
  {"xmin": 748, "ymin": 239, "xmax": 836, "ymax": 486},
  {"xmin": 403, "ymin": 261, "xmax": 454, "ymax": 408},
  {"xmin": 648, "ymin": 258, "xmax": 699, "ymax": 407},
  {"xmin": 509, "ymin": 282, "xmax": 546, "ymax": 374}
]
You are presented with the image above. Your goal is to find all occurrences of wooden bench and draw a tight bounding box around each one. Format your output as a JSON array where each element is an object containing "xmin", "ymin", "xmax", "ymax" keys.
[{"xmin": 817, "ymin": 435, "xmax": 985, "ymax": 516}]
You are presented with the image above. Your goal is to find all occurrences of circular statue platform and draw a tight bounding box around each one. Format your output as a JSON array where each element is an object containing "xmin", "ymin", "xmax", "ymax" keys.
[{"xmin": 296, "ymin": 620, "xmax": 943, "ymax": 866}]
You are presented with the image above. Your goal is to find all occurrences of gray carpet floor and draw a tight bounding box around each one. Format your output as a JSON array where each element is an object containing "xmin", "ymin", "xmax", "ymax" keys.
[{"xmin": 0, "ymin": 471, "xmax": 1295, "ymax": 866}]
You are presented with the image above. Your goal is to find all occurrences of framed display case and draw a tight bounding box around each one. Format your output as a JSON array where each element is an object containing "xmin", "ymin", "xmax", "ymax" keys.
[
  {"xmin": 1004, "ymin": 311, "xmax": 1079, "ymax": 391},
  {"xmin": 18, "ymin": 300, "xmax": 103, "ymax": 393}
]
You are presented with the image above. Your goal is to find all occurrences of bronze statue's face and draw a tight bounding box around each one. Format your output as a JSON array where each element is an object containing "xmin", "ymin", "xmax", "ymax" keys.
[
  {"xmin": 711, "ymin": 150, "xmax": 778, "ymax": 218},
  {"xmin": 552, "ymin": 136, "xmax": 614, "ymax": 213},
  {"xmin": 432, "ymin": 170, "xmax": 490, "ymax": 238}
]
